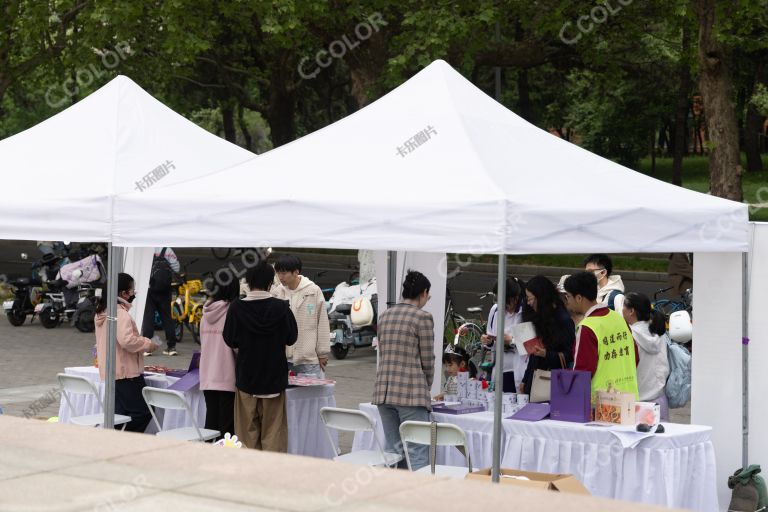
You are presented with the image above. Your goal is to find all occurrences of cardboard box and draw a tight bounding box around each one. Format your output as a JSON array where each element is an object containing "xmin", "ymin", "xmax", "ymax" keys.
[
  {"xmin": 595, "ymin": 389, "xmax": 636, "ymax": 425},
  {"xmin": 466, "ymin": 468, "xmax": 590, "ymax": 495}
]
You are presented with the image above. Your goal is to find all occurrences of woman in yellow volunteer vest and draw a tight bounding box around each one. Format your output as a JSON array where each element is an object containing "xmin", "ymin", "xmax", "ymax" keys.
[{"xmin": 562, "ymin": 272, "xmax": 639, "ymax": 401}]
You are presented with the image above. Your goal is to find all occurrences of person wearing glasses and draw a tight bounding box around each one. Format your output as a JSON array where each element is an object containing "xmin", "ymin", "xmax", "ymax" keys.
[
  {"xmin": 563, "ymin": 272, "xmax": 639, "ymax": 402},
  {"xmin": 583, "ymin": 254, "xmax": 625, "ymax": 312}
]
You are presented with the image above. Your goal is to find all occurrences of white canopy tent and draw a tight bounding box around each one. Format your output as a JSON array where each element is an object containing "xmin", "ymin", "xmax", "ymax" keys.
[
  {"xmin": 0, "ymin": 75, "xmax": 254, "ymax": 241},
  {"xmin": 114, "ymin": 60, "xmax": 747, "ymax": 254},
  {"xmin": 0, "ymin": 74, "xmax": 255, "ymax": 435},
  {"xmin": 111, "ymin": 60, "xmax": 750, "ymax": 505},
  {"xmin": 0, "ymin": 61, "xmax": 752, "ymax": 507}
]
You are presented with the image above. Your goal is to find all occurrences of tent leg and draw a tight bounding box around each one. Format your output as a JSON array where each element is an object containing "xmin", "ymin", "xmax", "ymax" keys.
[
  {"xmin": 491, "ymin": 255, "xmax": 506, "ymax": 483},
  {"xmin": 103, "ymin": 243, "xmax": 123, "ymax": 429},
  {"xmin": 742, "ymin": 252, "xmax": 749, "ymax": 468},
  {"xmin": 387, "ymin": 251, "xmax": 397, "ymax": 307}
]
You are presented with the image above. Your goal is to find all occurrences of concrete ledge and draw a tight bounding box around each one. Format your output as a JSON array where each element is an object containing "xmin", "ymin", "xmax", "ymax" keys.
[{"xmin": 0, "ymin": 415, "xmax": 675, "ymax": 511}]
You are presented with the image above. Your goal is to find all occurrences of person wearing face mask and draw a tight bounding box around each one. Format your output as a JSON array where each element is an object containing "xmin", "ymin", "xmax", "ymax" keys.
[
  {"xmin": 622, "ymin": 292, "xmax": 670, "ymax": 420},
  {"xmin": 373, "ymin": 269, "xmax": 434, "ymax": 470},
  {"xmin": 480, "ymin": 277, "xmax": 526, "ymax": 388},
  {"xmin": 583, "ymin": 254, "xmax": 625, "ymax": 312},
  {"xmin": 94, "ymin": 272, "xmax": 160, "ymax": 432}
]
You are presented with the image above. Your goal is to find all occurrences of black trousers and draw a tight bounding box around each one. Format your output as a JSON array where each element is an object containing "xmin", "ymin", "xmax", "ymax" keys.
[
  {"xmin": 115, "ymin": 376, "xmax": 152, "ymax": 433},
  {"xmin": 204, "ymin": 390, "xmax": 235, "ymax": 438},
  {"xmin": 141, "ymin": 289, "xmax": 177, "ymax": 349}
]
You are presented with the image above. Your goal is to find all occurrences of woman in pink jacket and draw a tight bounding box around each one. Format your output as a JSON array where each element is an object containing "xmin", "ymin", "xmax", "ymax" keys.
[
  {"xmin": 200, "ymin": 271, "xmax": 240, "ymax": 437},
  {"xmin": 95, "ymin": 273, "xmax": 159, "ymax": 432}
]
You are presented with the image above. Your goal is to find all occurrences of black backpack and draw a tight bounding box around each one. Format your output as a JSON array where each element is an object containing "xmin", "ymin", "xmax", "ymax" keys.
[{"xmin": 149, "ymin": 248, "xmax": 173, "ymax": 291}]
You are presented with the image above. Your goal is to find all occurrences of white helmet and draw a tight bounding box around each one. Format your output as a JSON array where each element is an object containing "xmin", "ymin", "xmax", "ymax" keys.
[{"xmin": 669, "ymin": 310, "xmax": 692, "ymax": 343}]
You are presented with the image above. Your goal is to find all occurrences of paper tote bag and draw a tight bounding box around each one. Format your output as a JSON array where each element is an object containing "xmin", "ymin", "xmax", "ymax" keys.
[
  {"xmin": 530, "ymin": 353, "xmax": 568, "ymax": 403},
  {"xmin": 549, "ymin": 369, "xmax": 592, "ymax": 423}
]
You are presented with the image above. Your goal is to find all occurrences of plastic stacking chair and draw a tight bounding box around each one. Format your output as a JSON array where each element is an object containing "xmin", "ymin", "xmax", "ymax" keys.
[
  {"xmin": 319, "ymin": 407, "xmax": 402, "ymax": 468},
  {"xmin": 141, "ymin": 387, "xmax": 219, "ymax": 442},
  {"xmin": 399, "ymin": 421, "xmax": 472, "ymax": 478},
  {"xmin": 57, "ymin": 373, "xmax": 131, "ymax": 429}
]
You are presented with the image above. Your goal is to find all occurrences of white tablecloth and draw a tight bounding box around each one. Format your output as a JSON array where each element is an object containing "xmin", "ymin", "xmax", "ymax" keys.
[
  {"xmin": 352, "ymin": 403, "xmax": 717, "ymax": 511},
  {"xmin": 58, "ymin": 367, "xmax": 337, "ymax": 458}
]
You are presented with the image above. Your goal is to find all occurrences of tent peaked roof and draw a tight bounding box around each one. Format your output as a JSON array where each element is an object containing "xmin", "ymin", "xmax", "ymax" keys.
[
  {"xmin": 116, "ymin": 60, "xmax": 748, "ymax": 253},
  {"xmin": 0, "ymin": 75, "xmax": 254, "ymax": 242}
]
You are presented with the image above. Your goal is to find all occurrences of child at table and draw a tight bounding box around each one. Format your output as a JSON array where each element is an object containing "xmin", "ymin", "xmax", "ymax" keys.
[{"xmin": 434, "ymin": 346, "xmax": 473, "ymax": 401}]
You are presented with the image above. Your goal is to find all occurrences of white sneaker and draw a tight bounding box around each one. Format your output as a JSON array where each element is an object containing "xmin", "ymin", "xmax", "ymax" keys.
[{"xmin": 143, "ymin": 351, "xmax": 152, "ymax": 357}]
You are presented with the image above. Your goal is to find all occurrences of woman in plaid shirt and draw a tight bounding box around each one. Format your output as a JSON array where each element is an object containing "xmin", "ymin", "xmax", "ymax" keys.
[{"xmin": 373, "ymin": 270, "xmax": 434, "ymax": 470}]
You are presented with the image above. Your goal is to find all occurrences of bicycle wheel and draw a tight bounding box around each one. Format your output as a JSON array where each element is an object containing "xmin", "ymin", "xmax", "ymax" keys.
[
  {"xmin": 171, "ymin": 302, "xmax": 184, "ymax": 343},
  {"xmin": 211, "ymin": 247, "xmax": 231, "ymax": 260}
]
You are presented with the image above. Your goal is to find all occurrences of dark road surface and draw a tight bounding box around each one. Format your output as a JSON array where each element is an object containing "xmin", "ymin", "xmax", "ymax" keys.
[{"xmin": 0, "ymin": 241, "xmax": 671, "ymax": 322}]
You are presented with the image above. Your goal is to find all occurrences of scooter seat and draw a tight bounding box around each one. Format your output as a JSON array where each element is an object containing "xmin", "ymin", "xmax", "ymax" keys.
[
  {"xmin": 335, "ymin": 303, "xmax": 352, "ymax": 315},
  {"xmin": 12, "ymin": 277, "xmax": 30, "ymax": 285}
]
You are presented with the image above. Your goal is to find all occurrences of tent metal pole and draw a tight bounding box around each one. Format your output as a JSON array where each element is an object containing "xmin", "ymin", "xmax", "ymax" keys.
[
  {"xmin": 491, "ymin": 254, "xmax": 506, "ymax": 482},
  {"xmin": 103, "ymin": 243, "xmax": 122, "ymax": 429},
  {"xmin": 387, "ymin": 251, "xmax": 397, "ymax": 308},
  {"xmin": 742, "ymin": 252, "xmax": 749, "ymax": 468},
  {"xmin": 103, "ymin": 243, "xmax": 117, "ymax": 429}
]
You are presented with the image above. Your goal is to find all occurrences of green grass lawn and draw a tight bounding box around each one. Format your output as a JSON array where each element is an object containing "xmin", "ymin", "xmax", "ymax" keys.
[{"xmin": 637, "ymin": 154, "xmax": 768, "ymax": 222}]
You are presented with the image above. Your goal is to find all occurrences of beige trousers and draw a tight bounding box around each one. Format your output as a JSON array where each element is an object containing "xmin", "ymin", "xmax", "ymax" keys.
[{"xmin": 234, "ymin": 389, "xmax": 288, "ymax": 452}]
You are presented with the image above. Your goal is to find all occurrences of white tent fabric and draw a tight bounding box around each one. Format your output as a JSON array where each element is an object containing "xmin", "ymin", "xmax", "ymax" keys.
[
  {"xmin": 114, "ymin": 60, "xmax": 748, "ymax": 254},
  {"xmin": 0, "ymin": 75, "xmax": 254, "ymax": 242}
]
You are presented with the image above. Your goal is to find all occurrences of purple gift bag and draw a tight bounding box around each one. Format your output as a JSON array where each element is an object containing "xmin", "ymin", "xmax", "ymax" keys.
[{"xmin": 549, "ymin": 369, "xmax": 591, "ymax": 423}]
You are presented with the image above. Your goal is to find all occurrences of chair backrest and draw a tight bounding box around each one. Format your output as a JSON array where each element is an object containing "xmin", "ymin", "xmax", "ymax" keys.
[
  {"xmin": 320, "ymin": 407, "xmax": 387, "ymax": 459},
  {"xmin": 142, "ymin": 387, "xmax": 189, "ymax": 410},
  {"xmin": 141, "ymin": 387, "xmax": 205, "ymax": 440},
  {"xmin": 399, "ymin": 421, "xmax": 467, "ymax": 447},
  {"xmin": 399, "ymin": 421, "xmax": 472, "ymax": 473},
  {"xmin": 320, "ymin": 407, "xmax": 376, "ymax": 433},
  {"xmin": 57, "ymin": 373, "xmax": 103, "ymax": 417}
]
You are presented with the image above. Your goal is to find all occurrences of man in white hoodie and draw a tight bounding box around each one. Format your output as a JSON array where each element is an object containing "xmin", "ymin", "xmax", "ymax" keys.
[
  {"xmin": 273, "ymin": 255, "xmax": 331, "ymax": 377},
  {"xmin": 583, "ymin": 254, "xmax": 625, "ymax": 312}
]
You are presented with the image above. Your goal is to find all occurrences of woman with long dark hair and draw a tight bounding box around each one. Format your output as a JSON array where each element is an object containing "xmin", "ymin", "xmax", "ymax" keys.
[
  {"xmin": 94, "ymin": 273, "xmax": 160, "ymax": 432},
  {"xmin": 622, "ymin": 292, "xmax": 670, "ymax": 419},
  {"xmin": 480, "ymin": 277, "xmax": 526, "ymax": 387},
  {"xmin": 200, "ymin": 268, "xmax": 242, "ymax": 438},
  {"xmin": 373, "ymin": 269, "xmax": 434, "ymax": 470},
  {"xmin": 520, "ymin": 275, "xmax": 575, "ymax": 395}
]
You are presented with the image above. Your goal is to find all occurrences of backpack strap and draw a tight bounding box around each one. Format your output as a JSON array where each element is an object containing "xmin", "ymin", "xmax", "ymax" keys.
[
  {"xmin": 606, "ymin": 290, "xmax": 621, "ymax": 310},
  {"xmin": 159, "ymin": 247, "xmax": 167, "ymax": 259}
]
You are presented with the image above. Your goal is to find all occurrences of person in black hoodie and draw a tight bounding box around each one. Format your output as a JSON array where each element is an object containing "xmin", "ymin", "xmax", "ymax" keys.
[
  {"xmin": 520, "ymin": 275, "xmax": 575, "ymax": 396},
  {"xmin": 223, "ymin": 261, "xmax": 298, "ymax": 452}
]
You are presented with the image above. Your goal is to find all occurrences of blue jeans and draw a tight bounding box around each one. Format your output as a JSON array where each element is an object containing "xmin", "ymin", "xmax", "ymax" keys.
[{"xmin": 377, "ymin": 404, "xmax": 430, "ymax": 470}]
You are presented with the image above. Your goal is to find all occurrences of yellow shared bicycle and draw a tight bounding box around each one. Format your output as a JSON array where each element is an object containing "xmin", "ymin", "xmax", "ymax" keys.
[{"xmin": 170, "ymin": 263, "xmax": 205, "ymax": 344}]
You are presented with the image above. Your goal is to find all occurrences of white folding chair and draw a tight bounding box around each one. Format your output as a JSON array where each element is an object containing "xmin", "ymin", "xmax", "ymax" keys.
[
  {"xmin": 319, "ymin": 407, "xmax": 402, "ymax": 468},
  {"xmin": 57, "ymin": 373, "xmax": 131, "ymax": 429},
  {"xmin": 141, "ymin": 387, "xmax": 219, "ymax": 442},
  {"xmin": 399, "ymin": 421, "xmax": 472, "ymax": 478}
]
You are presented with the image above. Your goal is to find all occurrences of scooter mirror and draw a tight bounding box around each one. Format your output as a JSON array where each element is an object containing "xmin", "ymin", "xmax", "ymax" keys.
[{"xmin": 20, "ymin": 253, "xmax": 28, "ymax": 260}]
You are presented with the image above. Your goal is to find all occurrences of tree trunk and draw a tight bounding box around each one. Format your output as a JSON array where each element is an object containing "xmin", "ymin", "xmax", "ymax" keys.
[
  {"xmin": 745, "ymin": 59, "xmax": 766, "ymax": 173},
  {"xmin": 221, "ymin": 103, "xmax": 237, "ymax": 143},
  {"xmin": 237, "ymin": 104, "xmax": 253, "ymax": 151},
  {"xmin": 672, "ymin": 25, "xmax": 692, "ymax": 187},
  {"xmin": 650, "ymin": 134, "xmax": 657, "ymax": 176},
  {"xmin": 695, "ymin": 0, "xmax": 742, "ymax": 200}
]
